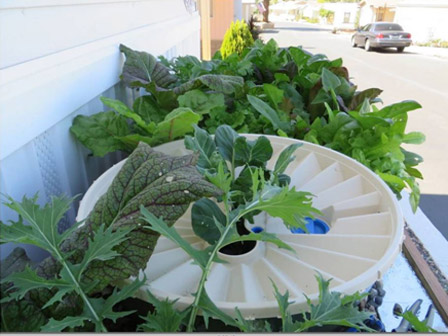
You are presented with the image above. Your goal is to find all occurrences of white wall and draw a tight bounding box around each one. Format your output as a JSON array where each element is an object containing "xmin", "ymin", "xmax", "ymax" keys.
[
  {"xmin": 0, "ymin": 0, "xmax": 200, "ymax": 261},
  {"xmin": 395, "ymin": 1, "xmax": 448, "ymax": 43},
  {"xmin": 322, "ymin": 3, "xmax": 359, "ymax": 29},
  {"xmin": 359, "ymin": 5, "xmax": 375, "ymax": 26}
]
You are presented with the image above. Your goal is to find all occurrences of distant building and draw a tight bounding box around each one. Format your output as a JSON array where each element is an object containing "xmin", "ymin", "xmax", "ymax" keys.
[
  {"xmin": 320, "ymin": 2, "xmax": 359, "ymax": 30},
  {"xmin": 358, "ymin": 0, "xmax": 399, "ymax": 26},
  {"xmin": 394, "ymin": 0, "xmax": 448, "ymax": 43},
  {"xmin": 269, "ymin": 1, "xmax": 307, "ymax": 22}
]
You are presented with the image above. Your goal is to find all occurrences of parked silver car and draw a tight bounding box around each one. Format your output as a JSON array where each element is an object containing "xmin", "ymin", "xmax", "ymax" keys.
[{"xmin": 351, "ymin": 22, "xmax": 412, "ymax": 53}]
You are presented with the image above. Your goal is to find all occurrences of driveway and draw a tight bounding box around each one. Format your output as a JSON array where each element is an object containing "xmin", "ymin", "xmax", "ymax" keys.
[{"xmin": 260, "ymin": 21, "xmax": 448, "ymax": 239}]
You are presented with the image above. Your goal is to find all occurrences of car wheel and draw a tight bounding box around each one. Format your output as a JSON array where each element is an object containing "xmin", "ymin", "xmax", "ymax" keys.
[
  {"xmin": 397, "ymin": 47, "xmax": 405, "ymax": 53},
  {"xmin": 351, "ymin": 36, "xmax": 357, "ymax": 47},
  {"xmin": 365, "ymin": 39, "xmax": 372, "ymax": 52}
]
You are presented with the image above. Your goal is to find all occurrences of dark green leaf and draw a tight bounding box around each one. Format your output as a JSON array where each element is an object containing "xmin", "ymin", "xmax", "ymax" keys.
[
  {"xmin": 132, "ymin": 95, "xmax": 166, "ymax": 124},
  {"xmin": 349, "ymin": 88, "xmax": 383, "ymax": 110},
  {"xmin": 263, "ymin": 83, "xmax": 284, "ymax": 106},
  {"xmin": 234, "ymin": 136, "xmax": 273, "ymax": 167},
  {"xmin": 119, "ymin": 44, "xmax": 177, "ymax": 88},
  {"xmin": 101, "ymin": 97, "xmax": 155, "ymax": 134},
  {"xmin": 184, "ymin": 125, "xmax": 222, "ymax": 172},
  {"xmin": 174, "ymin": 75, "xmax": 244, "ymax": 95},
  {"xmin": 321, "ymin": 68, "xmax": 341, "ymax": 92},
  {"xmin": 272, "ymin": 281, "xmax": 295, "ymax": 332},
  {"xmin": 274, "ymin": 143, "xmax": 302, "ymax": 175},
  {"xmin": 1, "ymin": 267, "xmax": 71, "ymax": 303},
  {"xmin": 151, "ymin": 107, "xmax": 201, "ymax": 144},
  {"xmin": 400, "ymin": 311, "xmax": 437, "ymax": 332},
  {"xmin": 1, "ymin": 297, "xmax": 46, "ymax": 332},
  {"xmin": 295, "ymin": 275, "xmax": 371, "ymax": 332},
  {"xmin": 41, "ymin": 315, "xmax": 88, "ymax": 332},
  {"xmin": 74, "ymin": 224, "xmax": 133, "ymax": 279},
  {"xmin": 205, "ymin": 161, "xmax": 232, "ymax": 193},
  {"xmin": 215, "ymin": 125, "xmax": 239, "ymax": 162},
  {"xmin": 140, "ymin": 207, "xmax": 210, "ymax": 269},
  {"xmin": 248, "ymin": 186, "xmax": 318, "ymax": 231},
  {"xmin": 1, "ymin": 194, "xmax": 75, "ymax": 252},
  {"xmin": 178, "ymin": 89, "xmax": 226, "ymax": 115},
  {"xmin": 247, "ymin": 95, "xmax": 291, "ymax": 132},
  {"xmin": 191, "ymin": 198, "xmax": 226, "ymax": 245},
  {"xmin": 403, "ymin": 132, "xmax": 425, "ymax": 144},
  {"xmin": 0, "ymin": 247, "xmax": 31, "ymax": 281},
  {"xmin": 38, "ymin": 143, "xmax": 221, "ymax": 290},
  {"xmin": 196, "ymin": 289, "xmax": 240, "ymax": 329},
  {"xmin": 373, "ymin": 100, "xmax": 422, "ymax": 119},
  {"xmin": 70, "ymin": 111, "xmax": 132, "ymax": 157},
  {"xmin": 94, "ymin": 276, "xmax": 145, "ymax": 324},
  {"xmin": 140, "ymin": 291, "xmax": 189, "ymax": 332}
]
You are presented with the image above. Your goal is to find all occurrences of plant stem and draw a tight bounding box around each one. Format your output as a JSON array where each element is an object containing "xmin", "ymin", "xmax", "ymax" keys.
[
  {"xmin": 27, "ymin": 214, "xmax": 108, "ymax": 332},
  {"xmin": 186, "ymin": 204, "xmax": 256, "ymax": 332},
  {"xmin": 186, "ymin": 221, "xmax": 235, "ymax": 331},
  {"xmin": 53, "ymin": 249, "xmax": 108, "ymax": 332}
]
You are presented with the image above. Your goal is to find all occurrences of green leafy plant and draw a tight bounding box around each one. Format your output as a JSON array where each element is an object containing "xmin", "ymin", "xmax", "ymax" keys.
[
  {"xmin": 220, "ymin": 20, "xmax": 255, "ymax": 59},
  {"xmin": 71, "ymin": 41, "xmax": 425, "ymax": 211},
  {"xmin": 272, "ymin": 275, "xmax": 372, "ymax": 332},
  {"xmin": 141, "ymin": 126, "xmax": 319, "ymax": 331},
  {"xmin": 70, "ymin": 97, "xmax": 200, "ymax": 157},
  {"xmin": 0, "ymin": 195, "xmax": 142, "ymax": 332},
  {"xmin": 400, "ymin": 311, "xmax": 437, "ymax": 332},
  {"xmin": 0, "ymin": 142, "xmax": 221, "ymax": 331}
]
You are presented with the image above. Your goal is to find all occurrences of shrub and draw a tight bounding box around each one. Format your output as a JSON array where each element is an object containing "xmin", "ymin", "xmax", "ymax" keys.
[{"xmin": 220, "ymin": 20, "xmax": 254, "ymax": 59}]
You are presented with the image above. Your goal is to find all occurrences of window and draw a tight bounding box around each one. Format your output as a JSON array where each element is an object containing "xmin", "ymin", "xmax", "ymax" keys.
[
  {"xmin": 343, "ymin": 12, "xmax": 351, "ymax": 23},
  {"xmin": 374, "ymin": 23, "xmax": 403, "ymax": 31}
]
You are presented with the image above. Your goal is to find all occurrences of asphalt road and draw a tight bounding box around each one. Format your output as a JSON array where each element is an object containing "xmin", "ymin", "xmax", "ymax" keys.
[{"xmin": 260, "ymin": 21, "xmax": 448, "ymax": 239}]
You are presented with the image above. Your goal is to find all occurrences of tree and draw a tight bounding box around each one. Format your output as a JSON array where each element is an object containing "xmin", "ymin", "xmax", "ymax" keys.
[{"xmin": 263, "ymin": 0, "xmax": 270, "ymax": 22}]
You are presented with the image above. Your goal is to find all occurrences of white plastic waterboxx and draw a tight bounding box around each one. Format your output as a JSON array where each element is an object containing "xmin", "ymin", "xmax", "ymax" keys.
[{"xmin": 77, "ymin": 135, "xmax": 404, "ymax": 319}]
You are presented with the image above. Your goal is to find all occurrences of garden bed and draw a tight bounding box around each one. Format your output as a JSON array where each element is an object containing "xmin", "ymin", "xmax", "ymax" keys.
[{"xmin": 2, "ymin": 31, "xmax": 439, "ymax": 332}]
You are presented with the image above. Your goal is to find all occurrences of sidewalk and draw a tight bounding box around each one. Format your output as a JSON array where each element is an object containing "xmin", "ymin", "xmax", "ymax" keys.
[{"xmin": 406, "ymin": 45, "xmax": 448, "ymax": 59}]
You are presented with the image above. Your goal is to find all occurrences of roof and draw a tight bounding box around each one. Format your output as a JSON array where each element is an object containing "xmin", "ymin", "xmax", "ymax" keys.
[{"xmin": 360, "ymin": 0, "xmax": 402, "ymax": 8}]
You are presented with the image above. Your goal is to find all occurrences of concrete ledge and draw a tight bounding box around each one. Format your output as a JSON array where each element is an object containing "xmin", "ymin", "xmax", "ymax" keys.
[
  {"xmin": 399, "ymin": 191, "xmax": 448, "ymax": 278},
  {"xmin": 254, "ymin": 21, "xmax": 275, "ymax": 30}
]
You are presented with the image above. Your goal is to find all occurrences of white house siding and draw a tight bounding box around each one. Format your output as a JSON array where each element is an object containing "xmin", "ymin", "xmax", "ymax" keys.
[
  {"xmin": 321, "ymin": 3, "xmax": 359, "ymax": 29},
  {"xmin": 394, "ymin": 0, "xmax": 448, "ymax": 43},
  {"xmin": 359, "ymin": 5, "xmax": 375, "ymax": 26},
  {"xmin": 242, "ymin": 0, "xmax": 256, "ymax": 22},
  {"xmin": 0, "ymin": 0, "xmax": 200, "ymax": 261}
]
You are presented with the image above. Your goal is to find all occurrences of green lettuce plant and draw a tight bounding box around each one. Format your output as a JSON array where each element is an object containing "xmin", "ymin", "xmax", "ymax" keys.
[{"xmin": 70, "ymin": 41, "xmax": 424, "ymax": 211}]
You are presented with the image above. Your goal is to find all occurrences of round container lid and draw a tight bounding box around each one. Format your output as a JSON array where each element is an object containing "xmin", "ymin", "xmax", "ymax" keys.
[{"xmin": 77, "ymin": 135, "xmax": 404, "ymax": 319}]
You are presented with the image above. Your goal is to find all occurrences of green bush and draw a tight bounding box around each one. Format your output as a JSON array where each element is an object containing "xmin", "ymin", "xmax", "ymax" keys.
[{"xmin": 220, "ymin": 20, "xmax": 254, "ymax": 59}]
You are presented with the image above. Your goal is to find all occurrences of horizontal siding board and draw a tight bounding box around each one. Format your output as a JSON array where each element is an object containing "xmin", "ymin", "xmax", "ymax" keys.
[
  {"xmin": 0, "ymin": 14, "xmax": 200, "ymax": 161},
  {"xmin": 0, "ymin": 0, "xmax": 189, "ymax": 68}
]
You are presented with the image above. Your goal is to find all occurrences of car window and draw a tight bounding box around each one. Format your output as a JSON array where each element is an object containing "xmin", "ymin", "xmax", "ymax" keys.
[
  {"xmin": 374, "ymin": 23, "xmax": 403, "ymax": 31},
  {"xmin": 362, "ymin": 24, "xmax": 371, "ymax": 31}
]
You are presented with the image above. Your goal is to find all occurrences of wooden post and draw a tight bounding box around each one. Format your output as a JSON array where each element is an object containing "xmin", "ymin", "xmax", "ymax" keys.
[{"xmin": 198, "ymin": 0, "xmax": 211, "ymax": 60}]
